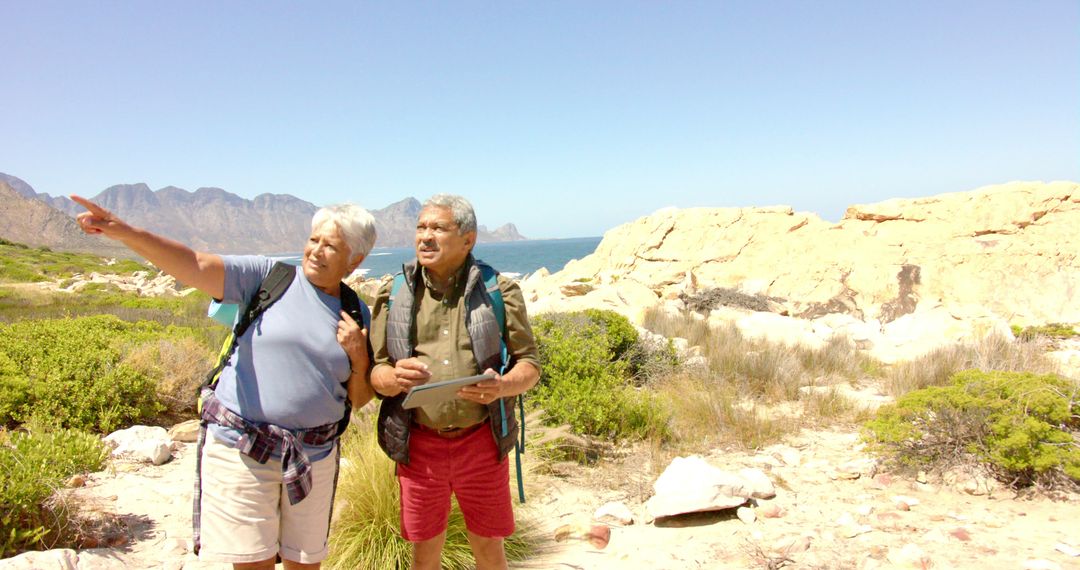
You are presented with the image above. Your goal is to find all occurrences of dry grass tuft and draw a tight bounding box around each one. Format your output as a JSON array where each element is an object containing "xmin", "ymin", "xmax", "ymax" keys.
[
  {"xmin": 884, "ymin": 334, "xmax": 1059, "ymax": 397},
  {"xmin": 121, "ymin": 337, "xmax": 214, "ymax": 417}
]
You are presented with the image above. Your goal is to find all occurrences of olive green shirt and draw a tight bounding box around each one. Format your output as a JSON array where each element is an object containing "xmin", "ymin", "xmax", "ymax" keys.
[{"xmin": 371, "ymin": 263, "xmax": 541, "ymax": 430}]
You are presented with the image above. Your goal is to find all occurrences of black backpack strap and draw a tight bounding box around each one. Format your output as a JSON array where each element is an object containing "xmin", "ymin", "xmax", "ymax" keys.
[
  {"xmin": 336, "ymin": 281, "xmax": 372, "ymax": 436},
  {"xmin": 235, "ymin": 262, "xmax": 296, "ymax": 338}
]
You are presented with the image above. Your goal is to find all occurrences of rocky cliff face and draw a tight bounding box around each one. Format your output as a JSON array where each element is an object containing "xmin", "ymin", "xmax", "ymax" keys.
[
  {"xmin": 0, "ymin": 174, "xmax": 527, "ymax": 252},
  {"xmin": 522, "ymin": 181, "xmax": 1080, "ymax": 363}
]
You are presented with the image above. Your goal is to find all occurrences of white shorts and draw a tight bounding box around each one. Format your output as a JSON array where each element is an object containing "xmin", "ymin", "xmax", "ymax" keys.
[{"xmin": 196, "ymin": 433, "xmax": 339, "ymax": 564}]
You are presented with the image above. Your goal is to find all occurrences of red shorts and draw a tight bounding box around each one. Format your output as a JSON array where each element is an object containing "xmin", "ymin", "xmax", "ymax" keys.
[{"xmin": 397, "ymin": 422, "xmax": 514, "ymax": 541}]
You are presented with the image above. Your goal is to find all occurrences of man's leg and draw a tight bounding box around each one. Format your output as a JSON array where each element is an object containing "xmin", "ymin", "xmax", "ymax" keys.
[
  {"xmin": 411, "ymin": 531, "xmax": 448, "ymax": 570},
  {"xmin": 398, "ymin": 429, "xmax": 454, "ymax": 569},
  {"xmin": 466, "ymin": 531, "xmax": 508, "ymax": 570}
]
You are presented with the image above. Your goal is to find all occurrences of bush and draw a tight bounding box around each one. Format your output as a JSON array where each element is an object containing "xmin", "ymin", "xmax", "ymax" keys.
[
  {"xmin": 1012, "ymin": 323, "xmax": 1079, "ymax": 341},
  {"xmin": 0, "ymin": 241, "xmax": 148, "ymax": 284},
  {"xmin": 0, "ymin": 425, "xmax": 108, "ymax": 557},
  {"xmin": 531, "ymin": 311, "xmax": 669, "ymax": 441},
  {"xmin": 865, "ymin": 370, "xmax": 1080, "ymax": 488},
  {"xmin": 326, "ymin": 415, "xmax": 541, "ymax": 569},
  {"xmin": 0, "ymin": 315, "xmax": 170, "ymax": 432}
]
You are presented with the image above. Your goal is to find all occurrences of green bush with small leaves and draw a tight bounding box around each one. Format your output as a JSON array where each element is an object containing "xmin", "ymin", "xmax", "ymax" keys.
[
  {"xmin": 0, "ymin": 315, "xmax": 178, "ymax": 432},
  {"xmin": 531, "ymin": 310, "xmax": 670, "ymax": 441},
  {"xmin": 1011, "ymin": 323, "xmax": 1079, "ymax": 341},
  {"xmin": 865, "ymin": 369, "xmax": 1080, "ymax": 487},
  {"xmin": 0, "ymin": 425, "xmax": 108, "ymax": 557}
]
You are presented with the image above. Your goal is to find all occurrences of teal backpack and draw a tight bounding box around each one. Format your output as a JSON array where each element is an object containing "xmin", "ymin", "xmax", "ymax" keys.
[{"xmin": 389, "ymin": 263, "xmax": 529, "ymax": 503}]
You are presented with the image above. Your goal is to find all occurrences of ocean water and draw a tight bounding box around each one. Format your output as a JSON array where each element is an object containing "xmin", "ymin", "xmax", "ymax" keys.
[{"xmin": 280, "ymin": 236, "xmax": 603, "ymax": 279}]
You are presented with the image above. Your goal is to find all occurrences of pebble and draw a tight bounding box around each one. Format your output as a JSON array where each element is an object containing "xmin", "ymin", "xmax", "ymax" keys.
[
  {"xmin": 736, "ymin": 506, "xmax": 756, "ymax": 525},
  {"xmin": 1055, "ymin": 542, "xmax": 1080, "ymax": 557}
]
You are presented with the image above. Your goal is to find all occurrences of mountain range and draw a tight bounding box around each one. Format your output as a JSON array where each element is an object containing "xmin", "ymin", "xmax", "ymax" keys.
[{"xmin": 0, "ymin": 173, "xmax": 525, "ymax": 255}]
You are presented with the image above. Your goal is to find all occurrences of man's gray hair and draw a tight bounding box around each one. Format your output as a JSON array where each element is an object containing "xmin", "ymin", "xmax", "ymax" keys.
[
  {"xmin": 311, "ymin": 203, "xmax": 377, "ymax": 261},
  {"xmin": 423, "ymin": 194, "xmax": 477, "ymax": 235}
]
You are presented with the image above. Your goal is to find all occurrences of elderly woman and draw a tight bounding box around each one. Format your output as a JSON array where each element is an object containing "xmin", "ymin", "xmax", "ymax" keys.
[{"xmin": 71, "ymin": 195, "xmax": 376, "ymax": 570}]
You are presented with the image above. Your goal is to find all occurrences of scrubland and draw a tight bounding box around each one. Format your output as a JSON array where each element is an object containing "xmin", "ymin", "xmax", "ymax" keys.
[{"xmin": 1, "ymin": 241, "xmax": 1078, "ymax": 568}]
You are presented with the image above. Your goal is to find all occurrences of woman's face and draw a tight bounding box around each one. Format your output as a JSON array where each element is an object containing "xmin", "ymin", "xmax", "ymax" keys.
[{"xmin": 302, "ymin": 222, "xmax": 361, "ymax": 294}]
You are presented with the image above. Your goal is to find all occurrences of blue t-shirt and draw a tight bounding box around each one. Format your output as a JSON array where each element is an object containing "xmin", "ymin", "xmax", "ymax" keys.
[{"xmin": 208, "ymin": 255, "xmax": 368, "ymax": 461}]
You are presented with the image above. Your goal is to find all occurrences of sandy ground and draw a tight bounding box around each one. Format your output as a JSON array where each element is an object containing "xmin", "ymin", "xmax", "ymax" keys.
[{"xmin": 4, "ymin": 423, "xmax": 1079, "ymax": 570}]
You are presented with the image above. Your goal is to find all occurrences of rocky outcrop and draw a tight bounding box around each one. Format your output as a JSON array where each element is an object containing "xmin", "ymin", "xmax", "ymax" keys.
[{"xmin": 522, "ymin": 181, "xmax": 1080, "ymax": 362}]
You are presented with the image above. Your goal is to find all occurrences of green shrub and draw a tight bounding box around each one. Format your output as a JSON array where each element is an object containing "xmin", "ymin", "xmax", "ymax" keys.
[
  {"xmin": 1012, "ymin": 323, "xmax": 1079, "ymax": 341},
  {"xmin": 865, "ymin": 369, "xmax": 1080, "ymax": 487},
  {"xmin": 0, "ymin": 315, "xmax": 169, "ymax": 432},
  {"xmin": 0, "ymin": 425, "xmax": 108, "ymax": 557},
  {"xmin": 531, "ymin": 311, "xmax": 669, "ymax": 441},
  {"xmin": 0, "ymin": 241, "xmax": 149, "ymax": 284},
  {"xmin": 326, "ymin": 415, "xmax": 541, "ymax": 569}
]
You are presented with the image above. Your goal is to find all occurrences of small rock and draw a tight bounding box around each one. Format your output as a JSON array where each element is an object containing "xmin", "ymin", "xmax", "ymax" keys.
[
  {"xmin": 736, "ymin": 506, "xmax": 756, "ymax": 524},
  {"xmin": 888, "ymin": 543, "xmax": 931, "ymax": 568},
  {"xmin": 167, "ymin": 419, "xmax": 201, "ymax": 443},
  {"xmin": 916, "ymin": 470, "xmax": 928, "ymax": 484},
  {"xmin": 921, "ymin": 528, "xmax": 948, "ymax": 544},
  {"xmin": 1055, "ymin": 542, "xmax": 1080, "ymax": 557},
  {"xmin": 594, "ymin": 501, "xmax": 634, "ymax": 526},
  {"xmin": 856, "ymin": 504, "xmax": 874, "ymax": 516},
  {"xmin": 66, "ymin": 474, "xmax": 86, "ymax": 488},
  {"xmin": 739, "ymin": 468, "xmax": 777, "ymax": 499},
  {"xmin": 835, "ymin": 512, "xmax": 856, "ymax": 527},
  {"xmin": 891, "ymin": 495, "xmax": 919, "ymax": 509},
  {"xmin": 895, "ymin": 501, "xmax": 910, "ymax": 512},
  {"xmin": 757, "ymin": 503, "xmax": 784, "ymax": 519},
  {"xmin": 0, "ymin": 549, "xmax": 79, "ymax": 569},
  {"xmin": 949, "ymin": 527, "xmax": 972, "ymax": 542},
  {"xmin": 553, "ymin": 523, "xmax": 610, "ymax": 550},
  {"xmin": 776, "ymin": 448, "xmax": 801, "ymax": 466},
  {"xmin": 868, "ymin": 473, "xmax": 893, "ymax": 489}
]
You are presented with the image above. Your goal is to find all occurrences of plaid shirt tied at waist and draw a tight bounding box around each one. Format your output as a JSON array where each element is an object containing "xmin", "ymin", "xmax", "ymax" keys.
[{"xmin": 200, "ymin": 388, "xmax": 340, "ymax": 505}]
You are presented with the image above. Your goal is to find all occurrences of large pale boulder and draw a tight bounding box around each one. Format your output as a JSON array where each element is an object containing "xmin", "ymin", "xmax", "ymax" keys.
[
  {"xmin": 0, "ymin": 549, "xmax": 78, "ymax": 569},
  {"xmin": 645, "ymin": 456, "xmax": 754, "ymax": 519},
  {"xmin": 521, "ymin": 182, "xmax": 1080, "ymax": 360},
  {"xmin": 104, "ymin": 425, "xmax": 173, "ymax": 465}
]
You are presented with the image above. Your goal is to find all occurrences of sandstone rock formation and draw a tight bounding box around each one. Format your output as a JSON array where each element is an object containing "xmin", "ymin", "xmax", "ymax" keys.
[{"xmin": 522, "ymin": 181, "xmax": 1080, "ymax": 363}]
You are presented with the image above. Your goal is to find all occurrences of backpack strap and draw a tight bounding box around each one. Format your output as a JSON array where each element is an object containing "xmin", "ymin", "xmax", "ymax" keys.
[
  {"xmin": 198, "ymin": 262, "xmax": 296, "ymax": 410},
  {"xmin": 336, "ymin": 282, "xmax": 371, "ymax": 436},
  {"xmin": 478, "ymin": 261, "xmax": 528, "ymax": 504}
]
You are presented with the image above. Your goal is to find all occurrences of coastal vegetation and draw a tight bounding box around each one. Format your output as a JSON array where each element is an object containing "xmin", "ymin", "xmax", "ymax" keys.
[
  {"xmin": 0, "ymin": 242, "xmax": 222, "ymax": 554},
  {"xmin": 866, "ymin": 370, "xmax": 1080, "ymax": 487},
  {"xmin": 2, "ymin": 238, "xmax": 1079, "ymax": 562}
]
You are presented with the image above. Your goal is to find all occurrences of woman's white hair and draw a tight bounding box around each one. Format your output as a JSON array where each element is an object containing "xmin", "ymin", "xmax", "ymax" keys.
[
  {"xmin": 311, "ymin": 203, "xmax": 377, "ymax": 261},
  {"xmin": 423, "ymin": 194, "xmax": 477, "ymax": 235}
]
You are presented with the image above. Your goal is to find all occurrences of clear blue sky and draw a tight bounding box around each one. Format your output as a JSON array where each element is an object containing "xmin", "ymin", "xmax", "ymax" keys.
[{"xmin": 3, "ymin": 1, "xmax": 1077, "ymax": 239}]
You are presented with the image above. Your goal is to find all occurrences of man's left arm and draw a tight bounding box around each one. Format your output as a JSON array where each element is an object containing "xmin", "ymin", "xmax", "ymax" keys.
[{"xmin": 460, "ymin": 276, "xmax": 541, "ymax": 402}]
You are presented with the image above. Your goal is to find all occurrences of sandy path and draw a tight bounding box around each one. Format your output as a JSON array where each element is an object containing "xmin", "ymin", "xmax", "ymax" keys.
[{"xmin": 4, "ymin": 427, "xmax": 1079, "ymax": 569}]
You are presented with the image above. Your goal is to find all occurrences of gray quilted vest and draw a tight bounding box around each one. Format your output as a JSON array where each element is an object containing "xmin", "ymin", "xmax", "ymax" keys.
[{"xmin": 376, "ymin": 255, "xmax": 519, "ymax": 464}]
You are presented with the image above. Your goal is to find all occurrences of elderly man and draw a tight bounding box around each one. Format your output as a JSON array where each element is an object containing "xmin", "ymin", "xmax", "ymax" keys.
[{"xmin": 370, "ymin": 194, "xmax": 541, "ymax": 570}]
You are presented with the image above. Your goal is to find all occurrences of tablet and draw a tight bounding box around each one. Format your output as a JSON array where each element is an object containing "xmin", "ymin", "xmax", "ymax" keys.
[{"xmin": 401, "ymin": 373, "xmax": 496, "ymax": 409}]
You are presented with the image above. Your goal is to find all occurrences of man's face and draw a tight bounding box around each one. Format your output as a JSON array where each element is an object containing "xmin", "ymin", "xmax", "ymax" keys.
[{"xmin": 415, "ymin": 206, "xmax": 474, "ymax": 277}]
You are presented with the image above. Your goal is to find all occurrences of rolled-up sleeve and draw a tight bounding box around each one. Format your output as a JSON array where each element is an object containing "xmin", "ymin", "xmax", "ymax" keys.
[
  {"xmin": 369, "ymin": 280, "xmax": 394, "ymax": 372},
  {"xmin": 498, "ymin": 276, "xmax": 541, "ymax": 377}
]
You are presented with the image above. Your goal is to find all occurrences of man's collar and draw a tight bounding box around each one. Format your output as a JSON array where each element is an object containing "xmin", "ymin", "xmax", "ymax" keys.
[{"xmin": 420, "ymin": 256, "xmax": 471, "ymax": 296}]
